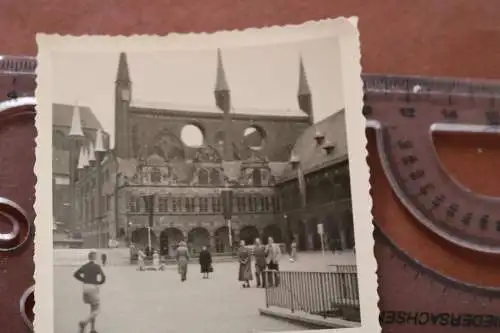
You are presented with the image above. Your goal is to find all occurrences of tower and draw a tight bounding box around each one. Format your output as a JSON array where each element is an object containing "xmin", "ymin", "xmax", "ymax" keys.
[
  {"xmin": 214, "ymin": 49, "xmax": 233, "ymax": 160},
  {"xmin": 67, "ymin": 103, "xmax": 85, "ymax": 232},
  {"xmin": 115, "ymin": 52, "xmax": 132, "ymax": 159},
  {"xmin": 297, "ymin": 56, "xmax": 313, "ymax": 124}
]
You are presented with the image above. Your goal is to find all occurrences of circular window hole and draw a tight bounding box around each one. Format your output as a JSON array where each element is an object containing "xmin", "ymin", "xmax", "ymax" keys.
[
  {"xmin": 243, "ymin": 126, "xmax": 265, "ymax": 150},
  {"xmin": 181, "ymin": 124, "xmax": 204, "ymax": 148}
]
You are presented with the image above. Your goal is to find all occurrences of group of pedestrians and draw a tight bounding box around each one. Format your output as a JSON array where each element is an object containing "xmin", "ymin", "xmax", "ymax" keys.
[
  {"xmin": 238, "ymin": 236, "xmax": 283, "ymax": 288},
  {"xmin": 72, "ymin": 237, "xmax": 287, "ymax": 333}
]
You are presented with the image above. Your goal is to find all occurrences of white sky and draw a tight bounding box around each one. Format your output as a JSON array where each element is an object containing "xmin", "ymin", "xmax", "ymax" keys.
[{"xmin": 51, "ymin": 37, "xmax": 344, "ymax": 147}]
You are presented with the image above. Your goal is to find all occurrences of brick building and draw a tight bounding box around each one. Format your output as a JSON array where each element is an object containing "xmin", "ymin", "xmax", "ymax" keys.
[
  {"xmin": 64, "ymin": 50, "xmax": 354, "ymax": 255},
  {"xmin": 52, "ymin": 103, "xmax": 110, "ymax": 237}
]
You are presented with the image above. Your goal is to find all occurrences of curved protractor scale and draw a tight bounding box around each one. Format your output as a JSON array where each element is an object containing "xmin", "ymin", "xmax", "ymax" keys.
[
  {"xmin": 363, "ymin": 75, "xmax": 500, "ymax": 295},
  {"xmin": 367, "ymin": 128, "xmax": 500, "ymax": 289},
  {"xmin": 363, "ymin": 78, "xmax": 500, "ymax": 254}
]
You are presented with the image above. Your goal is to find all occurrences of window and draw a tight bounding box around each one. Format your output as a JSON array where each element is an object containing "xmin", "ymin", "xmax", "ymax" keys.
[
  {"xmin": 252, "ymin": 168, "xmax": 262, "ymax": 186},
  {"xmin": 264, "ymin": 197, "xmax": 270, "ymax": 211},
  {"xmin": 185, "ymin": 197, "xmax": 195, "ymax": 212},
  {"xmin": 128, "ymin": 196, "xmax": 141, "ymax": 213},
  {"xmin": 159, "ymin": 197, "xmax": 169, "ymax": 212},
  {"xmin": 210, "ymin": 169, "xmax": 221, "ymax": 185},
  {"xmin": 211, "ymin": 197, "xmax": 221, "ymax": 212},
  {"xmin": 248, "ymin": 196, "xmax": 256, "ymax": 212},
  {"xmin": 172, "ymin": 198, "xmax": 178, "ymax": 212},
  {"xmin": 150, "ymin": 167, "xmax": 162, "ymax": 183},
  {"xmin": 198, "ymin": 169, "xmax": 209, "ymax": 185},
  {"xmin": 200, "ymin": 197, "xmax": 208, "ymax": 212},
  {"xmin": 237, "ymin": 196, "xmax": 245, "ymax": 212},
  {"xmin": 258, "ymin": 196, "xmax": 265, "ymax": 212}
]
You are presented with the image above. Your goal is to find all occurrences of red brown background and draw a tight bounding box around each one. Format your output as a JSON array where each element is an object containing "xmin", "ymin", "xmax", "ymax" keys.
[{"xmin": 0, "ymin": 0, "xmax": 499, "ymax": 332}]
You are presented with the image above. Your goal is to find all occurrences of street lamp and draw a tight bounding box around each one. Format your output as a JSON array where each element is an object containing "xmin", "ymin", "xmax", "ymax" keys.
[
  {"xmin": 143, "ymin": 194, "xmax": 155, "ymax": 256},
  {"xmin": 221, "ymin": 184, "xmax": 233, "ymax": 252}
]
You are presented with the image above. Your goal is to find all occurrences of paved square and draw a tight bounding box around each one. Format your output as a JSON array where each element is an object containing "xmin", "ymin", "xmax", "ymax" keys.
[{"xmin": 54, "ymin": 252, "xmax": 355, "ymax": 333}]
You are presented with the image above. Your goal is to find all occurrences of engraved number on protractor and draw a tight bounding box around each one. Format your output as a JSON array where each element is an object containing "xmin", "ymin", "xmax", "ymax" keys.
[{"xmin": 365, "ymin": 90, "xmax": 500, "ymax": 254}]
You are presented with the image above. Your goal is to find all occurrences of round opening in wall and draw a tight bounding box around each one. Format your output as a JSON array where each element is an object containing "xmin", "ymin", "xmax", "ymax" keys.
[
  {"xmin": 243, "ymin": 126, "xmax": 265, "ymax": 151},
  {"xmin": 181, "ymin": 124, "xmax": 204, "ymax": 148}
]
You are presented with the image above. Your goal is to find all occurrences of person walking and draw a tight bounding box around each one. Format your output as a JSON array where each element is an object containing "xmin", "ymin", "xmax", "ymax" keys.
[
  {"xmin": 289, "ymin": 239, "xmax": 297, "ymax": 262},
  {"xmin": 199, "ymin": 245, "xmax": 212, "ymax": 279},
  {"xmin": 137, "ymin": 249, "xmax": 146, "ymax": 271},
  {"xmin": 73, "ymin": 250, "xmax": 106, "ymax": 333},
  {"xmin": 152, "ymin": 250, "xmax": 161, "ymax": 270},
  {"xmin": 253, "ymin": 238, "xmax": 267, "ymax": 288},
  {"xmin": 237, "ymin": 240, "xmax": 252, "ymax": 288},
  {"xmin": 101, "ymin": 252, "xmax": 107, "ymax": 266},
  {"xmin": 176, "ymin": 241, "xmax": 190, "ymax": 282},
  {"xmin": 266, "ymin": 237, "xmax": 281, "ymax": 287}
]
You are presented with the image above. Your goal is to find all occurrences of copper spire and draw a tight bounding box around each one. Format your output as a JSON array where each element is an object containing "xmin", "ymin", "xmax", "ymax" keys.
[
  {"xmin": 68, "ymin": 102, "xmax": 84, "ymax": 138},
  {"xmin": 214, "ymin": 49, "xmax": 229, "ymax": 92},
  {"xmin": 297, "ymin": 55, "xmax": 311, "ymax": 96}
]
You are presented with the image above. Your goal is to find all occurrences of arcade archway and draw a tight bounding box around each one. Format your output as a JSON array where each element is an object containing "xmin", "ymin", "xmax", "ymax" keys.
[
  {"xmin": 343, "ymin": 211, "xmax": 355, "ymax": 249},
  {"xmin": 159, "ymin": 227, "xmax": 184, "ymax": 257},
  {"xmin": 130, "ymin": 227, "xmax": 158, "ymax": 250},
  {"xmin": 262, "ymin": 224, "xmax": 283, "ymax": 244},
  {"xmin": 239, "ymin": 225, "xmax": 260, "ymax": 245},
  {"xmin": 325, "ymin": 216, "xmax": 342, "ymax": 251},
  {"xmin": 187, "ymin": 227, "xmax": 210, "ymax": 255},
  {"xmin": 291, "ymin": 220, "xmax": 307, "ymax": 251},
  {"xmin": 307, "ymin": 219, "xmax": 322, "ymax": 251},
  {"xmin": 214, "ymin": 226, "xmax": 234, "ymax": 253}
]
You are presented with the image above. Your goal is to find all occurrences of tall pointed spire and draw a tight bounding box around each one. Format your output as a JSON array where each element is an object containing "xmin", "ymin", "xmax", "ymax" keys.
[
  {"xmin": 298, "ymin": 55, "xmax": 311, "ymax": 96},
  {"xmin": 116, "ymin": 52, "xmax": 130, "ymax": 83},
  {"xmin": 68, "ymin": 103, "xmax": 85, "ymax": 138},
  {"xmin": 82, "ymin": 147, "xmax": 90, "ymax": 168},
  {"xmin": 77, "ymin": 147, "xmax": 85, "ymax": 169},
  {"xmin": 95, "ymin": 129, "xmax": 106, "ymax": 153},
  {"xmin": 215, "ymin": 49, "xmax": 229, "ymax": 92}
]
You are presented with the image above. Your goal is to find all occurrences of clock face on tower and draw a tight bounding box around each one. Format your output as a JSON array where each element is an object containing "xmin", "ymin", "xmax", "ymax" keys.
[{"xmin": 121, "ymin": 88, "xmax": 130, "ymax": 101}]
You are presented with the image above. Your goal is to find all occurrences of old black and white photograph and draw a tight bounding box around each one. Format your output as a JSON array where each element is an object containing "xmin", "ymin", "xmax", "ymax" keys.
[{"xmin": 35, "ymin": 19, "xmax": 377, "ymax": 333}]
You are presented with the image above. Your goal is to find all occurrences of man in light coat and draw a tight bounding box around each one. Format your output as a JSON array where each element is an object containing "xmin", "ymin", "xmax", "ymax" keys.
[{"xmin": 265, "ymin": 237, "xmax": 281, "ymax": 287}]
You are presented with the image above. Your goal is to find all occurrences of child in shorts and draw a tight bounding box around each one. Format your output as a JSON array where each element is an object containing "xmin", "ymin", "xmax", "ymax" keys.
[{"xmin": 73, "ymin": 250, "xmax": 106, "ymax": 333}]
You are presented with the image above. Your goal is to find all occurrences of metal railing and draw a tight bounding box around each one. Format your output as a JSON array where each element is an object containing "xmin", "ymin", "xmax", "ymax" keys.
[{"xmin": 264, "ymin": 268, "xmax": 360, "ymax": 321}]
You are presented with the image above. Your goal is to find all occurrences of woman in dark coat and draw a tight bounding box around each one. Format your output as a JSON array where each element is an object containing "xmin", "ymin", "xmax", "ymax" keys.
[
  {"xmin": 199, "ymin": 246, "xmax": 212, "ymax": 279},
  {"xmin": 238, "ymin": 240, "xmax": 253, "ymax": 288}
]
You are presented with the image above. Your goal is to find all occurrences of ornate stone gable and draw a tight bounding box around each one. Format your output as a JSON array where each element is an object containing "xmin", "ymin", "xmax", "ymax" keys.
[{"xmin": 193, "ymin": 145, "xmax": 222, "ymax": 163}]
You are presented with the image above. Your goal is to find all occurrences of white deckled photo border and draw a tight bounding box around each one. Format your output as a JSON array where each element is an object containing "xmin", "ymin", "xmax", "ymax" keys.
[{"xmin": 35, "ymin": 17, "xmax": 378, "ymax": 333}]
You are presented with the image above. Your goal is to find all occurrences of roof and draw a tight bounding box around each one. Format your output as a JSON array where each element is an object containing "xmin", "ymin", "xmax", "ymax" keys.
[
  {"xmin": 280, "ymin": 109, "xmax": 348, "ymax": 178},
  {"xmin": 130, "ymin": 100, "xmax": 308, "ymax": 118},
  {"xmin": 53, "ymin": 103, "xmax": 103, "ymax": 130}
]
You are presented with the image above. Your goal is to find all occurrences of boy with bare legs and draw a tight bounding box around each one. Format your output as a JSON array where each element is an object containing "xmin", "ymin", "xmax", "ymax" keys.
[{"xmin": 73, "ymin": 250, "xmax": 106, "ymax": 333}]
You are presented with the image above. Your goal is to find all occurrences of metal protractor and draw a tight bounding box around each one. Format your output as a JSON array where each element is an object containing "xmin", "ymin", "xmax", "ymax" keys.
[
  {"xmin": 364, "ymin": 75, "xmax": 500, "ymax": 332},
  {"xmin": 364, "ymin": 76, "xmax": 500, "ymax": 254}
]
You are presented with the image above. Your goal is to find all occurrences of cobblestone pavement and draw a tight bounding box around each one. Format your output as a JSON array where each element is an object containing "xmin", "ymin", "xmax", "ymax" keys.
[{"xmin": 54, "ymin": 251, "xmax": 356, "ymax": 333}]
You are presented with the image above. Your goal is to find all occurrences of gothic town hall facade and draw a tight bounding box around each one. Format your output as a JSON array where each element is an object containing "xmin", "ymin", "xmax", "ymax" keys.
[{"xmin": 55, "ymin": 50, "xmax": 355, "ymax": 256}]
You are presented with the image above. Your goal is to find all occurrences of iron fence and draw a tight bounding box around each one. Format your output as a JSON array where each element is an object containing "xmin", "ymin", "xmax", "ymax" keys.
[
  {"xmin": 264, "ymin": 268, "xmax": 360, "ymax": 321},
  {"xmin": 329, "ymin": 264, "xmax": 357, "ymax": 273}
]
